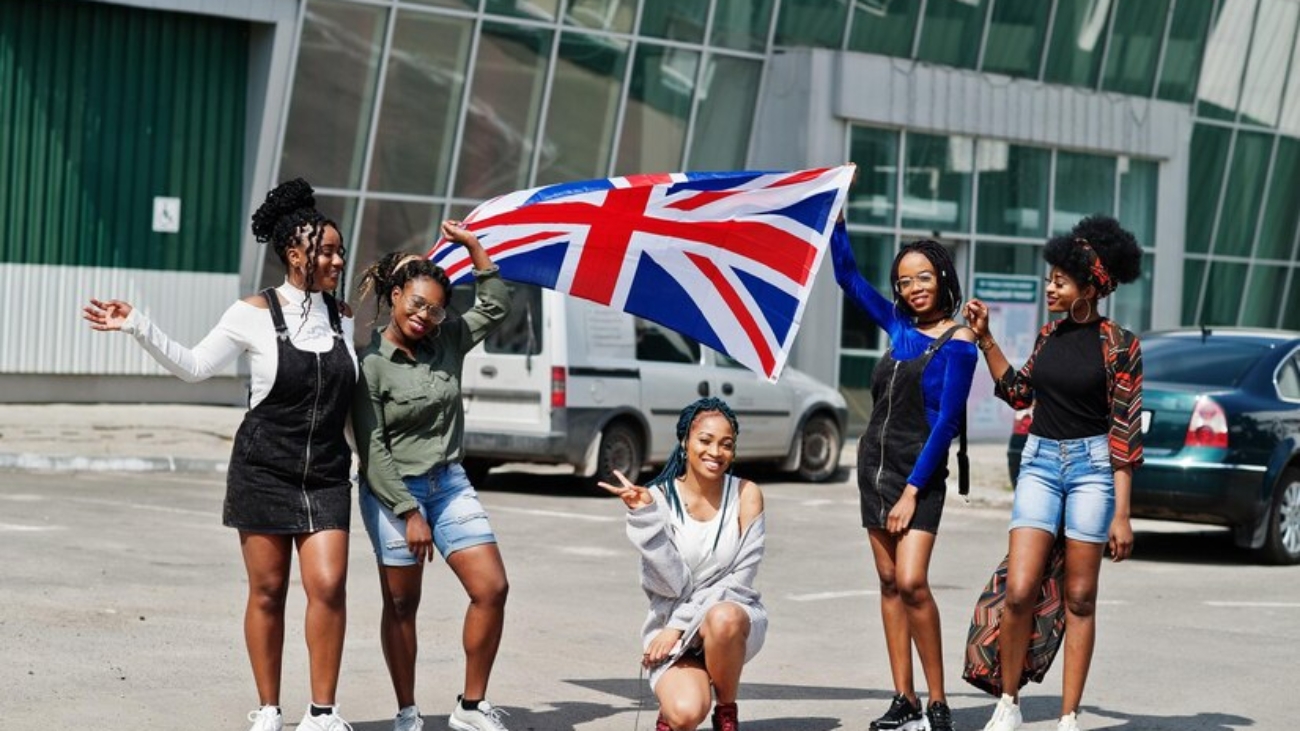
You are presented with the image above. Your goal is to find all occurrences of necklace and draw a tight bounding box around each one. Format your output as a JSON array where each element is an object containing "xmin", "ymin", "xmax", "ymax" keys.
[{"xmin": 915, "ymin": 315, "xmax": 949, "ymax": 327}]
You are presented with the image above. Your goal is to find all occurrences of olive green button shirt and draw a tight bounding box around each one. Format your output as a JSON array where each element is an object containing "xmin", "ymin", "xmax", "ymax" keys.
[{"xmin": 352, "ymin": 269, "xmax": 510, "ymax": 516}]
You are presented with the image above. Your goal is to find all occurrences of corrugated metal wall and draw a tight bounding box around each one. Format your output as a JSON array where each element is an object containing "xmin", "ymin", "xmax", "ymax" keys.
[{"xmin": 0, "ymin": 0, "xmax": 248, "ymax": 273}]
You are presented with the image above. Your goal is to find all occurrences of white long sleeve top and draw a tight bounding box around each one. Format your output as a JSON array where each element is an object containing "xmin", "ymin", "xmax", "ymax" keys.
[{"xmin": 121, "ymin": 281, "xmax": 358, "ymax": 409}]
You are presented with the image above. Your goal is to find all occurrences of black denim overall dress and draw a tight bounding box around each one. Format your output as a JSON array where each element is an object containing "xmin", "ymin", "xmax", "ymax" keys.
[
  {"xmin": 856, "ymin": 325, "xmax": 961, "ymax": 534},
  {"xmin": 224, "ymin": 290, "xmax": 355, "ymax": 534}
]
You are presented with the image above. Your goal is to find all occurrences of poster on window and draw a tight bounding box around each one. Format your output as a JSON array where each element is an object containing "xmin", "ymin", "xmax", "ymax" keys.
[{"xmin": 967, "ymin": 275, "xmax": 1041, "ymax": 440}]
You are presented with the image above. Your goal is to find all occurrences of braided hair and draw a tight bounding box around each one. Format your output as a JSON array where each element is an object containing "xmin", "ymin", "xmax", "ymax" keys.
[
  {"xmin": 1044, "ymin": 215, "xmax": 1142, "ymax": 299},
  {"xmin": 355, "ymin": 250, "xmax": 454, "ymax": 324},
  {"xmin": 890, "ymin": 239, "xmax": 963, "ymax": 320},
  {"xmin": 250, "ymin": 178, "xmax": 339, "ymax": 331},
  {"xmin": 646, "ymin": 397, "xmax": 741, "ymax": 529}
]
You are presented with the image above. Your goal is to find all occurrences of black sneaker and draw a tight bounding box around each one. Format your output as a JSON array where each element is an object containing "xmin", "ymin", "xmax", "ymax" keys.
[
  {"xmin": 927, "ymin": 700, "xmax": 954, "ymax": 731},
  {"xmin": 869, "ymin": 694, "xmax": 925, "ymax": 731}
]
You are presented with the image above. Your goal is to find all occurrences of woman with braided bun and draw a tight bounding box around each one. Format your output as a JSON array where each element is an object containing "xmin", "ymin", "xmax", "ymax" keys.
[
  {"xmin": 351, "ymin": 222, "xmax": 512, "ymax": 731},
  {"xmin": 830, "ymin": 218, "xmax": 977, "ymax": 731},
  {"xmin": 963, "ymin": 215, "xmax": 1143, "ymax": 731},
  {"xmin": 599, "ymin": 397, "xmax": 765, "ymax": 731},
  {"xmin": 83, "ymin": 178, "xmax": 358, "ymax": 731}
]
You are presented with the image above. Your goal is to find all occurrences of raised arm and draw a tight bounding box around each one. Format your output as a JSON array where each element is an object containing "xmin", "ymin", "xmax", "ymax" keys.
[
  {"xmin": 829, "ymin": 220, "xmax": 902, "ymax": 330},
  {"xmin": 441, "ymin": 221, "xmax": 512, "ymax": 354},
  {"xmin": 963, "ymin": 299, "xmax": 1039, "ymax": 409},
  {"xmin": 84, "ymin": 298, "xmax": 248, "ymax": 382}
]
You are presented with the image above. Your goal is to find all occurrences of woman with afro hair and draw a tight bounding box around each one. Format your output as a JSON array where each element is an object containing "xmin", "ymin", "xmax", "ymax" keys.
[
  {"xmin": 351, "ymin": 222, "xmax": 512, "ymax": 731},
  {"xmin": 964, "ymin": 214, "xmax": 1144, "ymax": 731},
  {"xmin": 84, "ymin": 178, "xmax": 358, "ymax": 731}
]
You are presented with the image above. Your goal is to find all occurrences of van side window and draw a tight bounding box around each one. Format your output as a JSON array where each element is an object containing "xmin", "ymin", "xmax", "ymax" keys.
[
  {"xmin": 715, "ymin": 350, "xmax": 747, "ymax": 369},
  {"xmin": 1279, "ymin": 356, "xmax": 1300, "ymax": 400},
  {"xmin": 451, "ymin": 283, "xmax": 543, "ymax": 355},
  {"xmin": 636, "ymin": 318, "xmax": 700, "ymax": 364}
]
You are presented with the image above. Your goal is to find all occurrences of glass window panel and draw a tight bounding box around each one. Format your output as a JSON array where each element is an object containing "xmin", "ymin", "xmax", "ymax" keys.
[
  {"xmin": 351, "ymin": 199, "xmax": 442, "ymax": 335},
  {"xmin": 483, "ymin": 0, "xmax": 559, "ymax": 21},
  {"xmin": 688, "ymin": 56, "xmax": 761, "ymax": 171},
  {"xmin": 712, "ymin": 0, "xmax": 775, "ymax": 51},
  {"xmin": 1119, "ymin": 157, "xmax": 1158, "ymax": 247},
  {"xmin": 1241, "ymin": 264, "xmax": 1287, "ymax": 327},
  {"xmin": 1281, "ymin": 25, "xmax": 1300, "ymax": 135},
  {"xmin": 840, "ymin": 353, "xmax": 880, "ymax": 433},
  {"xmin": 1101, "ymin": 0, "xmax": 1169, "ymax": 96},
  {"xmin": 975, "ymin": 242, "xmax": 1041, "ymax": 276},
  {"xmin": 1258, "ymin": 137, "xmax": 1300, "ymax": 259},
  {"xmin": 1108, "ymin": 252, "xmax": 1153, "ymax": 333},
  {"xmin": 615, "ymin": 44, "xmax": 699, "ymax": 176},
  {"xmin": 774, "ymin": 0, "xmax": 848, "ymax": 48},
  {"xmin": 1181, "ymin": 257, "xmax": 1206, "ymax": 324},
  {"xmin": 408, "ymin": 0, "xmax": 478, "ymax": 8},
  {"xmin": 847, "ymin": 126, "xmax": 899, "ymax": 227},
  {"xmin": 1197, "ymin": 0, "xmax": 1258, "ymax": 121},
  {"xmin": 368, "ymin": 11, "xmax": 474, "ymax": 196},
  {"xmin": 635, "ymin": 318, "xmax": 701, "ymax": 363},
  {"xmin": 1237, "ymin": 0, "xmax": 1299, "ymax": 127},
  {"xmin": 1043, "ymin": 0, "xmax": 1113, "ymax": 88},
  {"xmin": 916, "ymin": 0, "xmax": 988, "ymax": 69},
  {"xmin": 639, "ymin": 0, "xmax": 706, "ymax": 43},
  {"xmin": 564, "ymin": 0, "xmax": 636, "ymax": 34},
  {"xmin": 454, "ymin": 22, "xmax": 553, "ymax": 200},
  {"xmin": 1283, "ymin": 274, "xmax": 1300, "ymax": 330},
  {"xmin": 280, "ymin": 0, "xmax": 387, "ymax": 189},
  {"xmin": 1051, "ymin": 151, "xmax": 1116, "ymax": 235},
  {"xmin": 847, "ymin": 0, "xmax": 920, "ymax": 57},
  {"xmin": 901, "ymin": 133, "xmax": 973, "ymax": 233},
  {"xmin": 535, "ymin": 33, "xmax": 628, "ymax": 185},
  {"xmin": 1201, "ymin": 261, "xmax": 1249, "ymax": 325},
  {"xmin": 1157, "ymin": 0, "xmax": 1215, "ymax": 102},
  {"xmin": 1185, "ymin": 124, "xmax": 1231, "ymax": 253},
  {"xmin": 840, "ymin": 232, "xmax": 895, "ymax": 351},
  {"xmin": 1213, "ymin": 130, "xmax": 1271, "ymax": 257},
  {"xmin": 258, "ymin": 195, "xmax": 359, "ymax": 293},
  {"xmin": 976, "ymin": 141, "xmax": 1049, "ymax": 237},
  {"xmin": 981, "ymin": 1, "xmax": 1051, "ymax": 78}
]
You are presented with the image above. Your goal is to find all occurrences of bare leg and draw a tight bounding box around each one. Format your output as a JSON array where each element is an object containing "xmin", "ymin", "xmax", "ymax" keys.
[
  {"xmin": 867, "ymin": 529, "xmax": 916, "ymax": 702},
  {"xmin": 698, "ymin": 602, "xmax": 751, "ymax": 704},
  {"xmin": 239, "ymin": 532, "xmax": 293, "ymax": 706},
  {"xmin": 894, "ymin": 529, "xmax": 944, "ymax": 704},
  {"xmin": 1060, "ymin": 539, "xmax": 1105, "ymax": 716},
  {"xmin": 445, "ymin": 543, "xmax": 509, "ymax": 700},
  {"xmin": 654, "ymin": 656, "xmax": 712, "ymax": 731},
  {"xmin": 377, "ymin": 564, "xmax": 424, "ymax": 708},
  {"xmin": 296, "ymin": 529, "xmax": 349, "ymax": 706},
  {"xmin": 997, "ymin": 527, "xmax": 1056, "ymax": 697}
]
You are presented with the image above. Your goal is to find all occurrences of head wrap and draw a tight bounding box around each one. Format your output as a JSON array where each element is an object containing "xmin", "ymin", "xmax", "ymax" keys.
[{"xmin": 1075, "ymin": 238, "xmax": 1116, "ymax": 297}]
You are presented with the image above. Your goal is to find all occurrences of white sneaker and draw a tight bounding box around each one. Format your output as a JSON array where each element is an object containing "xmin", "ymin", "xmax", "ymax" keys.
[
  {"xmin": 982, "ymin": 694, "xmax": 1023, "ymax": 731},
  {"xmin": 448, "ymin": 698, "xmax": 510, "ymax": 731},
  {"xmin": 298, "ymin": 706, "xmax": 354, "ymax": 731},
  {"xmin": 247, "ymin": 706, "xmax": 283, "ymax": 731},
  {"xmin": 395, "ymin": 705, "xmax": 424, "ymax": 731},
  {"xmin": 1057, "ymin": 711, "xmax": 1081, "ymax": 731}
]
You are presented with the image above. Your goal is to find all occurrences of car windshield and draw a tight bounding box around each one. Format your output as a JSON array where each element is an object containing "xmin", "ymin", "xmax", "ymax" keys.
[{"xmin": 1142, "ymin": 337, "xmax": 1271, "ymax": 387}]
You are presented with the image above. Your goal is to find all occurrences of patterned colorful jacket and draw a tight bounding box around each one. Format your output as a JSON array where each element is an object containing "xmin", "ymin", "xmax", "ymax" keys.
[{"xmin": 994, "ymin": 318, "xmax": 1143, "ymax": 469}]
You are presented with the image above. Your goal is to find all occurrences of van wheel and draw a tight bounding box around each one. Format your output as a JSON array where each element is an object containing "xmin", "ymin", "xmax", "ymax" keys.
[
  {"xmin": 1262, "ymin": 468, "xmax": 1300, "ymax": 564},
  {"xmin": 593, "ymin": 422, "xmax": 644, "ymax": 489},
  {"xmin": 795, "ymin": 414, "xmax": 841, "ymax": 483}
]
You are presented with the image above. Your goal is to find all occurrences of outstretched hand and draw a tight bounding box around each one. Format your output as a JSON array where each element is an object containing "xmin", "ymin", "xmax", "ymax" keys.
[
  {"xmin": 83, "ymin": 298, "xmax": 134, "ymax": 332},
  {"xmin": 597, "ymin": 470, "xmax": 655, "ymax": 510},
  {"xmin": 440, "ymin": 219, "xmax": 481, "ymax": 249}
]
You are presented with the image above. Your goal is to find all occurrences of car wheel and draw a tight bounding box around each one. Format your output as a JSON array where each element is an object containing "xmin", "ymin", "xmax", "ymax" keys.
[
  {"xmin": 591, "ymin": 421, "xmax": 644, "ymax": 491},
  {"xmin": 795, "ymin": 413, "xmax": 841, "ymax": 483},
  {"xmin": 1262, "ymin": 467, "xmax": 1300, "ymax": 565}
]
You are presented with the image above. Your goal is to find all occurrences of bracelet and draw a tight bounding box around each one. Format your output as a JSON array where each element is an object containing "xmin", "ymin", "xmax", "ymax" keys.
[{"xmin": 977, "ymin": 338, "xmax": 995, "ymax": 351}]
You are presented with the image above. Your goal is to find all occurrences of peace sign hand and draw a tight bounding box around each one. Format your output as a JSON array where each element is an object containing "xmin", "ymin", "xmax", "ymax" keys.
[{"xmin": 597, "ymin": 470, "xmax": 655, "ymax": 510}]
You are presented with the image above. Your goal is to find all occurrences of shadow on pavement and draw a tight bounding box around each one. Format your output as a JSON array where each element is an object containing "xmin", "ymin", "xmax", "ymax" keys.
[
  {"xmin": 945, "ymin": 693, "xmax": 1254, "ymax": 731},
  {"xmin": 569, "ymin": 677, "xmax": 877, "ymax": 704},
  {"xmin": 1128, "ymin": 526, "xmax": 1258, "ymax": 566}
]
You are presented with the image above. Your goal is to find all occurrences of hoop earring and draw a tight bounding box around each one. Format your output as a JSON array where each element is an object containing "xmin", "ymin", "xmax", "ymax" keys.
[{"xmin": 1069, "ymin": 298, "xmax": 1093, "ymax": 323}]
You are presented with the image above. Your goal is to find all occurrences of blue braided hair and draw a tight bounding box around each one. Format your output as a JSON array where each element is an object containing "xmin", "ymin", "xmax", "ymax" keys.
[{"xmin": 646, "ymin": 397, "xmax": 741, "ymax": 535}]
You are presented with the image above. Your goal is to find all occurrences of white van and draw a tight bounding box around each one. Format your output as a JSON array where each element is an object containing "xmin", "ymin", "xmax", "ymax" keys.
[{"xmin": 453, "ymin": 283, "xmax": 848, "ymax": 486}]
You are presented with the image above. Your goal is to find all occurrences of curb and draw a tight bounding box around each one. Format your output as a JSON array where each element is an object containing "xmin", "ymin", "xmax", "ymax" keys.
[{"xmin": 0, "ymin": 452, "xmax": 228, "ymax": 474}]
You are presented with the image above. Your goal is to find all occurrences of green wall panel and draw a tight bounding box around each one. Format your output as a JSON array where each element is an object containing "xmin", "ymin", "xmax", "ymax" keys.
[{"xmin": 0, "ymin": 0, "xmax": 247, "ymax": 273}]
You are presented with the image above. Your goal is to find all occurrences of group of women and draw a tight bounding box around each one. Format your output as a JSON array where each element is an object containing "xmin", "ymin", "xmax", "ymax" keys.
[{"xmin": 83, "ymin": 175, "xmax": 1145, "ymax": 731}]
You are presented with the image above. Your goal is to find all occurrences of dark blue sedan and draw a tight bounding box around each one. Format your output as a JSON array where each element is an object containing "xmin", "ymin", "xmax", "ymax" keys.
[{"xmin": 1007, "ymin": 328, "xmax": 1300, "ymax": 564}]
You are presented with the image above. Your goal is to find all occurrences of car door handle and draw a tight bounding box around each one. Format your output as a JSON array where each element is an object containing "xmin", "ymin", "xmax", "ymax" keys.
[
  {"xmin": 697, "ymin": 380, "xmax": 710, "ymax": 397},
  {"xmin": 480, "ymin": 365, "xmax": 498, "ymax": 378},
  {"xmin": 721, "ymin": 382, "xmax": 734, "ymax": 396}
]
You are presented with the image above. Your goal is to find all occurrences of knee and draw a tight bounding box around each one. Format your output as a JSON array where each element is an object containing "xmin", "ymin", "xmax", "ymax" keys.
[
  {"xmin": 309, "ymin": 574, "xmax": 347, "ymax": 612},
  {"xmin": 877, "ymin": 571, "xmax": 899, "ymax": 598},
  {"xmin": 248, "ymin": 577, "xmax": 290, "ymax": 615},
  {"xmin": 1065, "ymin": 590, "xmax": 1096, "ymax": 618},
  {"xmin": 896, "ymin": 577, "xmax": 931, "ymax": 607},
  {"xmin": 660, "ymin": 699, "xmax": 709, "ymax": 730},
  {"xmin": 387, "ymin": 590, "xmax": 422, "ymax": 621},
  {"xmin": 1003, "ymin": 582, "xmax": 1038, "ymax": 615},
  {"xmin": 469, "ymin": 577, "xmax": 509, "ymax": 610},
  {"xmin": 703, "ymin": 603, "xmax": 749, "ymax": 643}
]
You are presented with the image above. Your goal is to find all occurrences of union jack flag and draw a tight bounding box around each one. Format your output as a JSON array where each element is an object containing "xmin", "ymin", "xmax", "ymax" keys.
[{"xmin": 428, "ymin": 166, "xmax": 855, "ymax": 381}]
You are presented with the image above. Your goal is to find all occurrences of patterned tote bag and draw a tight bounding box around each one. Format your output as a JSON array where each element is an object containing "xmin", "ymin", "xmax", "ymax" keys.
[{"xmin": 962, "ymin": 538, "xmax": 1067, "ymax": 697}]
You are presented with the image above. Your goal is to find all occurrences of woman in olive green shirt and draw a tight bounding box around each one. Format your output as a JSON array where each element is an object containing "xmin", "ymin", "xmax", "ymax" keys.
[{"xmin": 352, "ymin": 221, "xmax": 513, "ymax": 731}]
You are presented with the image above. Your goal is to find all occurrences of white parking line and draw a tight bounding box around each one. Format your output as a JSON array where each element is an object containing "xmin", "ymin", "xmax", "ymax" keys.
[
  {"xmin": 0, "ymin": 523, "xmax": 65, "ymax": 532},
  {"xmin": 786, "ymin": 589, "xmax": 879, "ymax": 602},
  {"xmin": 1204, "ymin": 601, "xmax": 1300, "ymax": 608},
  {"xmin": 490, "ymin": 506, "xmax": 618, "ymax": 523}
]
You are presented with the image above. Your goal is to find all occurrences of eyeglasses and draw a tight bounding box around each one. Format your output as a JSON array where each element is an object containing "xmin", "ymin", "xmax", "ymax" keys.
[
  {"xmin": 894, "ymin": 272, "xmax": 937, "ymax": 293},
  {"xmin": 401, "ymin": 294, "xmax": 447, "ymax": 324}
]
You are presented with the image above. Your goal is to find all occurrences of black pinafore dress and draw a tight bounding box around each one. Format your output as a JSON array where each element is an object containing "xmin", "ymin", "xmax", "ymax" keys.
[
  {"xmin": 856, "ymin": 325, "xmax": 961, "ymax": 534},
  {"xmin": 224, "ymin": 290, "xmax": 355, "ymax": 534}
]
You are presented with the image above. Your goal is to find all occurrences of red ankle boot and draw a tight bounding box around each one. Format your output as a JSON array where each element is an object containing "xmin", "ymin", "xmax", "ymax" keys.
[
  {"xmin": 655, "ymin": 713, "xmax": 672, "ymax": 731},
  {"xmin": 712, "ymin": 702, "xmax": 739, "ymax": 731}
]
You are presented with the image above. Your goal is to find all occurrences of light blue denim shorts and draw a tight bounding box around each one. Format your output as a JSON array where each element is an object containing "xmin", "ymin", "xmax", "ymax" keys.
[
  {"xmin": 1011, "ymin": 434, "xmax": 1116, "ymax": 544},
  {"xmin": 359, "ymin": 463, "xmax": 497, "ymax": 566}
]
